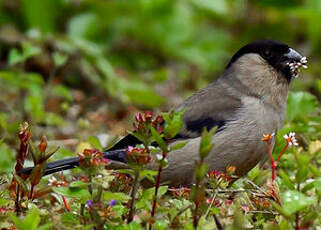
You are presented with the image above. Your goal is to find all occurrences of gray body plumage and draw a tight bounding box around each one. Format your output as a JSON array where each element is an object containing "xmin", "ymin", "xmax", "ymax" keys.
[{"xmin": 148, "ymin": 54, "xmax": 289, "ymax": 186}]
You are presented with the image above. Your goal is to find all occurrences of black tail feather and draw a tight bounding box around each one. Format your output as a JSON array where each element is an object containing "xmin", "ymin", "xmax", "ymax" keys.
[
  {"xmin": 18, "ymin": 149, "xmax": 127, "ymax": 176},
  {"xmin": 19, "ymin": 156, "xmax": 79, "ymax": 176}
]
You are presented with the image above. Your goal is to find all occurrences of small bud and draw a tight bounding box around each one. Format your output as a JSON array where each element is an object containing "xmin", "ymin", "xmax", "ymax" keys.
[
  {"xmin": 261, "ymin": 133, "xmax": 275, "ymax": 142},
  {"xmin": 226, "ymin": 165, "xmax": 236, "ymax": 175},
  {"xmin": 225, "ymin": 200, "xmax": 232, "ymax": 206},
  {"xmin": 145, "ymin": 111, "xmax": 153, "ymax": 120},
  {"xmin": 38, "ymin": 136, "xmax": 48, "ymax": 153}
]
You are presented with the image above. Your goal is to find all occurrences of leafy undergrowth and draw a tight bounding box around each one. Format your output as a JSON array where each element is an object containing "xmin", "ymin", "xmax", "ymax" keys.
[
  {"xmin": 1, "ymin": 95, "xmax": 321, "ymax": 230},
  {"xmin": 0, "ymin": 1, "xmax": 321, "ymax": 229}
]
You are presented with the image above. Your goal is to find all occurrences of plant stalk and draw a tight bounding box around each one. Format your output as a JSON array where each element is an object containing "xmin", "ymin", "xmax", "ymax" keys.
[
  {"xmin": 150, "ymin": 151, "xmax": 167, "ymax": 226},
  {"xmin": 128, "ymin": 170, "xmax": 140, "ymax": 222}
]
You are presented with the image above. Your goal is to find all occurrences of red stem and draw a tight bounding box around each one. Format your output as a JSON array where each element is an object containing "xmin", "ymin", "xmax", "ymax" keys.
[
  {"xmin": 62, "ymin": 196, "xmax": 71, "ymax": 212},
  {"xmin": 276, "ymin": 142, "xmax": 289, "ymax": 165},
  {"xmin": 267, "ymin": 140, "xmax": 276, "ymax": 181},
  {"xmin": 150, "ymin": 151, "xmax": 167, "ymax": 228}
]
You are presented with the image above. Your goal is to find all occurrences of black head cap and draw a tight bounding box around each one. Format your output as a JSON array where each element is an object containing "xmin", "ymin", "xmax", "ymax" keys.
[{"xmin": 226, "ymin": 39, "xmax": 303, "ymax": 82}]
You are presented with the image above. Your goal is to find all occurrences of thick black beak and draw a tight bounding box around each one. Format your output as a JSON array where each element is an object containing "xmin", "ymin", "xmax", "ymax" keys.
[
  {"xmin": 284, "ymin": 48, "xmax": 304, "ymax": 63},
  {"xmin": 281, "ymin": 48, "xmax": 307, "ymax": 81}
]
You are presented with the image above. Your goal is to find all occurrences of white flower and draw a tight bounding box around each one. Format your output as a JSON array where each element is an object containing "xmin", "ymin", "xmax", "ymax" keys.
[
  {"xmin": 48, "ymin": 176, "xmax": 57, "ymax": 184},
  {"xmin": 48, "ymin": 176, "xmax": 58, "ymax": 186},
  {"xmin": 283, "ymin": 132, "xmax": 298, "ymax": 146}
]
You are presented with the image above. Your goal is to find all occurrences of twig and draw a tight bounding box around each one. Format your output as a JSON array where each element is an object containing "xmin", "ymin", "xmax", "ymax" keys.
[
  {"xmin": 205, "ymin": 192, "xmax": 218, "ymax": 218},
  {"xmin": 128, "ymin": 170, "xmax": 140, "ymax": 222},
  {"xmin": 216, "ymin": 189, "xmax": 247, "ymax": 194},
  {"xmin": 80, "ymin": 203, "xmax": 85, "ymax": 217},
  {"xmin": 62, "ymin": 196, "xmax": 71, "ymax": 212},
  {"xmin": 15, "ymin": 185, "xmax": 20, "ymax": 214},
  {"xmin": 170, "ymin": 204, "xmax": 192, "ymax": 226},
  {"xmin": 205, "ymin": 179, "xmax": 224, "ymax": 218},
  {"xmin": 246, "ymin": 210, "xmax": 278, "ymax": 215},
  {"xmin": 245, "ymin": 179, "xmax": 270, "ymax": 197},
  {"xmin": 29, "ymin": 184, "xmax": 34, "ymax": 200},
  {"xmin": 150, "ymin": 151, "xmax": 167, "ymax": 229},
  {"xmin": 88, "ymin": 174, "xmax": 93, "ymax": 195},
  {"xmin": 213, "ymin": 214, "xmax": 224, "ymax": 230}
]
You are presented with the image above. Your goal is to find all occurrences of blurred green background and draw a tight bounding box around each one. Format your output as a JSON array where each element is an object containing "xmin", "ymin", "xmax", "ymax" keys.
[{"xmin": 0, "ymin": 0, "xmax": 320, "ymax": 172}]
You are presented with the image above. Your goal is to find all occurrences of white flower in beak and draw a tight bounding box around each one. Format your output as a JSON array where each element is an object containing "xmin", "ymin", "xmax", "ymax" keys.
[{"xmin": 288, "ymin": 57, "xmax": 308, "ymax": 78}]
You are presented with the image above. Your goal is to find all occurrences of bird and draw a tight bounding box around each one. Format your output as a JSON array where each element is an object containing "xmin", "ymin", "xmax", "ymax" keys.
[{"xmin": 20, "ymin": 39, "xmax": 308, "ymax": 186}]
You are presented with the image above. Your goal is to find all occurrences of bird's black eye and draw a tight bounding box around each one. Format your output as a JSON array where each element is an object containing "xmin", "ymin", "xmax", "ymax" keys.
[{"xmin": 262, "ymin": 49, "xmax": 272, "ymax": 59}]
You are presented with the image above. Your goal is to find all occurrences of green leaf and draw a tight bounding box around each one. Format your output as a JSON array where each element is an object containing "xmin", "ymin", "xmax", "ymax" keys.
[
  {"xmin": 169, "ymin": 141, "xmax": 187, "ymax": 151},
  {"xmin": 280, "ymin": 219, "xmax": 290, "ymax": 230},
  {"xmin": 309, "ymin": 165, "xmax": 321, "ymax": 177},
  {"xmin": 22, "ymin": 43, "xmax": 41, "ymax": 59},
  {"xmin": 124, "ymin": 86, "xmax": 165, "ymax": 108},
  {"xmin": 279, "ymin": 170, "xmax": 295, "ymax": 190},
  {"xmin": 301, "ymin": 181, "xmax": 315, "ymax": 193},
  {"xmin": 10, "ymin": 208, "xmax": 40, "ymax": 230},
  {"xmin": 24, "ymin": 94, "xmax": 45, "ymax": 123},
  {"xmin": 301, "ymin": 210, "xmax": 319, "ymax": 226},
  {"xmin": 286, "ymin": 91, "xmax": 318, "ymax": 121},
  {"xmin": 44, "ymin": 112, "xmax": 64, "ymax": 126},
  {"xmin": 28, "ymin": 140, "xmax": 40, "ymax": 164},
  {"xmin": 67, "ymin": 12, "xmax": 100, "ymax": 40},
  {"xmin": 191, "ymin": 0, "xmax": 227, "ymax": 15},
  {"xmin": 314, "ymin": 178, "xmax": 321, "ymax": 197},
  {"xmin": 151, "ymin": 127, "xmax": 168, "ymax": 152},
  {"xmin": 8, "ymin": 48, "xmax": 24, "ymax": 65},
  {"xmin": 163, "ymin": 110, "xmax": 185, "ymax": 139},
  {"xmin": 8, "ymin": 43, "xmax": 41, "ymax": 66},
  {"xmin": 0, "ymin": 141, "xmax": 16, "ymax": 173},
  {"xmin": 112, "ymin": 205, "xmax": 128, "ymax": 219},
  {"xmin": 139, "ymin": 169, "xmax": 157, "ymax": 182},
  {"xmin": 43, "ymin": 146, "xmax": 59, "ymax": 161},
  {"xmin": 21, "ymin": 0, "xmax": 62, "ymax": 33},
  {"xmin": 282, "ymin": 190, "xmax": 316, "ymax": 215},
  {"xmin": 156, "ymin": 185, "xmax": 168, "ymax": 198},
  {"xmin": 199, "ymin": 127, "xmax": 216, "ymax": 159},
  {"xmin": 154, "ymin": 220, "xmax": 169, "ymax": 230},
  {"xmin": 61, "ymin": 212, "xmax": 80, "ymax": 226},
  {"xmin": 13, "ymin": 174, "xmax": 29, "ymax": 193},
  {"xmin": 36, "ymin": 223, "xmax": 53, "ymax": 230},
  {"xmin": 69, "ymin": 181, "xmax": 90, "ymax": 189},
  {"xmin": 53, "ymin": 52, "xmax": 68, "ymax": 67},
  {"xmin": 52, "ymin": 85, "xmax": 73, "ymax": 102},
  {"xmin": 52, "ymin": 186, "xmax": 90, "ymax": 202},
  {"xmin": 101, "ymin": 191, "xmax": 131, "ymax": 202},
  {"xmin": 194, "ymin": 162, "xmax": 208, "ymax": 181},
  {"xmin": 140, "ymin": 186, "xmax": 168, "ymax": 201},
  {"xmin": 270, "ymin": 200, "xmax": 291, "ymax": 218},
  {"xmin": 0, "ymin": 113, "xmax": 8, "ymax": 130},
  {"xmin": 87, "ymin": 136, "xmax": 102, "ymax": 151},
  {"xmin": 295, "ymin": 154, "xmax": 311, "ymax": 183}
]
